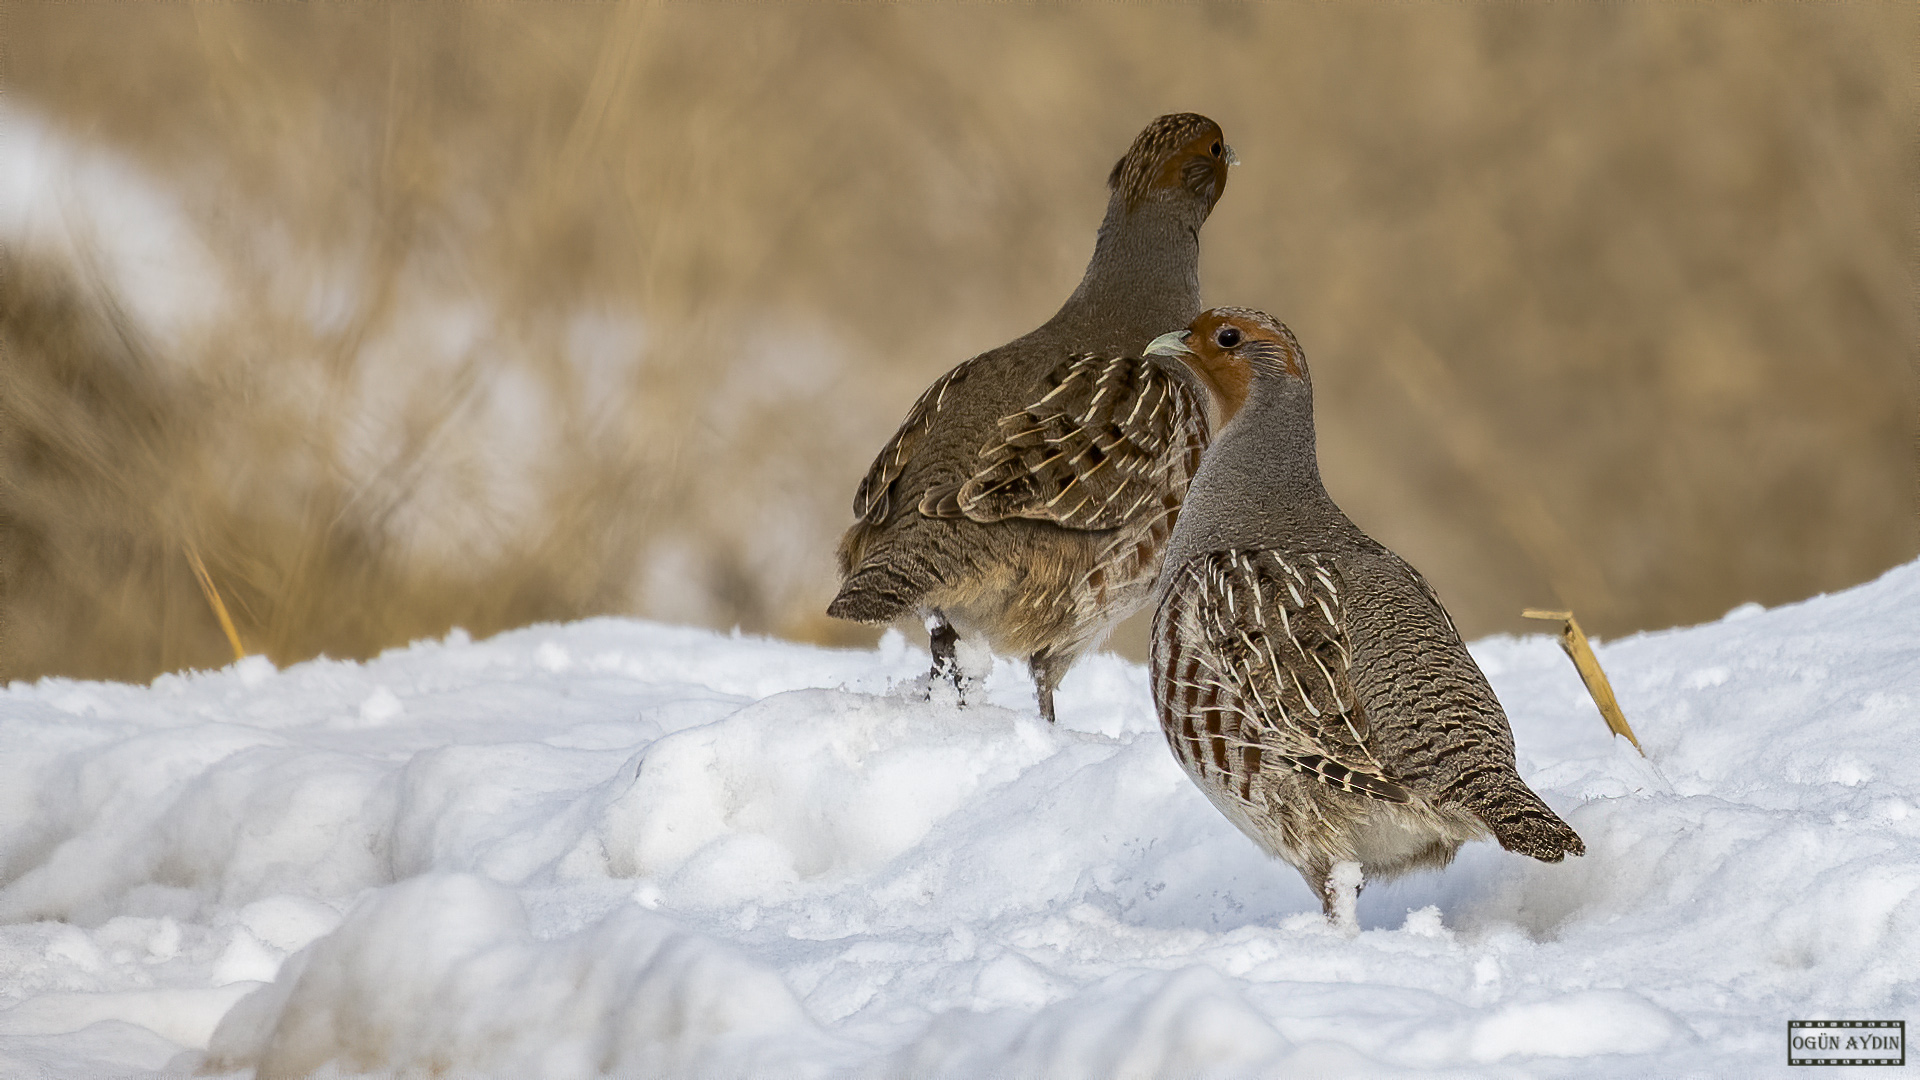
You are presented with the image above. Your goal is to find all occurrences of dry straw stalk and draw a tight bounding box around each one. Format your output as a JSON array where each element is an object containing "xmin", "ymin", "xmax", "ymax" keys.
[
  {"xmin": 185, "ymin": 546, "xmax": 247, "ymax": 663},
  {"xmin": 1523, "ymin": 609, "xmax": 1644, "ymax": 754}
]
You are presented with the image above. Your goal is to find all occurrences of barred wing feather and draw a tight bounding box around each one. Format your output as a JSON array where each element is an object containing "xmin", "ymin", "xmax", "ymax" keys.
[
  {"xmin": 942, "ymin": 353, "xmax": 1207, "ymax": 530},
  {"xmin": 850, "ymin": 362, "xmax": 976, "ymax": 525}
]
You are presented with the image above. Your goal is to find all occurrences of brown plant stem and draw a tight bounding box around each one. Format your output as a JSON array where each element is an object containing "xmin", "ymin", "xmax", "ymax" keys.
[{"xmin": 1523, "ymin": 608, "xmax": 1643, "ymax": 755}]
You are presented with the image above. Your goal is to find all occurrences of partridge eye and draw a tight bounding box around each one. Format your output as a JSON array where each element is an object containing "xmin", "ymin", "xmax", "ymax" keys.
[
  {"xmin": 1215, "ymin": 327, "xmax": 1242, "ymax": 348},
  {"xmin": 1211, "ymin": 141, "xmax": 1223, "ymax": 156}
]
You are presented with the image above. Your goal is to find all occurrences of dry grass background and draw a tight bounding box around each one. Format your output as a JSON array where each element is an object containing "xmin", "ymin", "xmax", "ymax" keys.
[{"xmin": 1, "ymin": 3, "xmax": 1914, "ymax": 682}]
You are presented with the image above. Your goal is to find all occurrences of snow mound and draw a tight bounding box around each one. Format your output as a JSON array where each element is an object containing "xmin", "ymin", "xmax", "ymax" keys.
[
  {"xmin": 2, "ymin": 564, "xmax": 1918, "ymax": 1077},
  {"xmin": 200, "ymin": 874, "xmax": 841, "ymax": 1079}
]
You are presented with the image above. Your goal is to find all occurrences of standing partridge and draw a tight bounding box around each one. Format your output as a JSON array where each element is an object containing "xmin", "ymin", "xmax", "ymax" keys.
[
  {"xmin": 1146, "ymin": 307, "xmax": 1584, "ymax": 919},
  {"xmin": 829, "ymin": 114, "xmax": 1236, "ymax": 722}
]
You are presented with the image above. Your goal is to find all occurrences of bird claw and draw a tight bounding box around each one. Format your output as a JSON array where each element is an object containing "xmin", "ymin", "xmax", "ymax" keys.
[{"xmin": 916, "ymin": 670, "xmax": 972, "ymax": 710}]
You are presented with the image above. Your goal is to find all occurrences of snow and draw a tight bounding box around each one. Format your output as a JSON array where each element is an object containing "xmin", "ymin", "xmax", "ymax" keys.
[{"xmin": 3, "ymin": 564, "xmax": 1916, "ymax": 1077}]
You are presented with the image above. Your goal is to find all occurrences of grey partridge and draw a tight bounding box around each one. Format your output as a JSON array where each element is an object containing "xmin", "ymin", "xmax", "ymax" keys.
[
  {"xmin": 829, "ymin": 114, "xmax": 1236, "ymax": 722},
  {"xmin": 1146, "ymin": 307, "xmax": 1584, "ymax": 919}
]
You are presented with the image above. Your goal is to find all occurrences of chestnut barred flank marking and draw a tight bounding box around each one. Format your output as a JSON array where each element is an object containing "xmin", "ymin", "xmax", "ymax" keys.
[{"xmin": 1151, "ymin": 550, "xmax": 1409, "ymax": 810}]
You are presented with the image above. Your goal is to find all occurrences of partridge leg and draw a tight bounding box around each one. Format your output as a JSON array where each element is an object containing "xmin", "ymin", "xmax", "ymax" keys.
[
  {"xmin": 1323, "ymin": 860, "xmax": 1364, "ymax": 932},
  {"xmin": 928, "ymin": 613, "xmax": 961, "ymax": 690},
  {"xmin": 1030, "ymin": 648, "xmax": 1070, "ymax": 724}
]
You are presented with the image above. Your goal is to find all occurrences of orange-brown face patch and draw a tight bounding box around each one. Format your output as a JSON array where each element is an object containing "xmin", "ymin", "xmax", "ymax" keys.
[
  {"xmin": 1180, "ymin": 311, "xmax": 1256, "ymax": 423},
  {"xmin": 1109, "ymin": 113, "xmax": 1229, "ymax": 210},
  {"xmin": 1194, "ymin": 354, "xmax": 1254, "ymax": 425},
  {"xmin": 1173, "ymin": 308, "xmax": 1308, "ymax": 423},
  {"xmin": 1150, "ymin": 129, "xmax": 1232, "ymax": 209}
]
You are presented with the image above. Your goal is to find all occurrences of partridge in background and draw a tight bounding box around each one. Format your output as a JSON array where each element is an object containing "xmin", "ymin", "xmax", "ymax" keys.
[
  {"xmin": 1146, "ymin": 308, "xmax": 1584, "ymax": 919},
  {"xmin": 829, "ymin": 114, "xmax": 1236, "ymax": 722}
]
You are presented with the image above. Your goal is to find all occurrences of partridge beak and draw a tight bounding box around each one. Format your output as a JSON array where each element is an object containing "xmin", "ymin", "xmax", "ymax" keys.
[
  {"xmin": 1223, "ymin": 144, "xmax": 1241, "ymax": 166},
  {"xmin": 1145, "ymin": 329, "xmax": 1195, "ymax": 358}
]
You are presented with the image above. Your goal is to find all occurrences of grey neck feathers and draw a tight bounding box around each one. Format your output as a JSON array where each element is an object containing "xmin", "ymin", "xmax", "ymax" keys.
[
  {"xmin": 1165, "ymin": 377, "xmax": 1353, "ymax": 559},
  {"xmin": 1037, "ymin": 196, "xmax": 1202, "ymax": 355}
]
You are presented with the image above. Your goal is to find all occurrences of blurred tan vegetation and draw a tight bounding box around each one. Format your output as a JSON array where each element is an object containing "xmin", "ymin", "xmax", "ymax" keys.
[{"xmin": 1, "ymin": 3, "xmax": 1914, "ymax": 683}]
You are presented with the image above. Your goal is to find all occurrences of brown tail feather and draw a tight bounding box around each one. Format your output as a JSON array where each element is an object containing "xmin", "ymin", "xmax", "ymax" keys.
[
  {"xmin": 1482, "ymin": 783, "xmax": 1585, "ymax": 862},
  {"xmin": 827, "ymin": 563, "xmax": 924, "ymax": 624}
]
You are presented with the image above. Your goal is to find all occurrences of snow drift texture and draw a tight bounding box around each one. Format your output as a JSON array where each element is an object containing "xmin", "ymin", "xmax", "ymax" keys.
[{"xmin": 1, "ymin": 562, "xmax": 1917, "ymax": 1078}]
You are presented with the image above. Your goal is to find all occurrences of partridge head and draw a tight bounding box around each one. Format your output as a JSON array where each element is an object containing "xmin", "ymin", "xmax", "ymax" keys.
[
  {"xmin": 1109, "ymin": 113, "xmax": 1238, "ymax": 222},
  {"xmin": 1147, "ymin": 306, "xmax": 1303, "ymax": 426}
]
